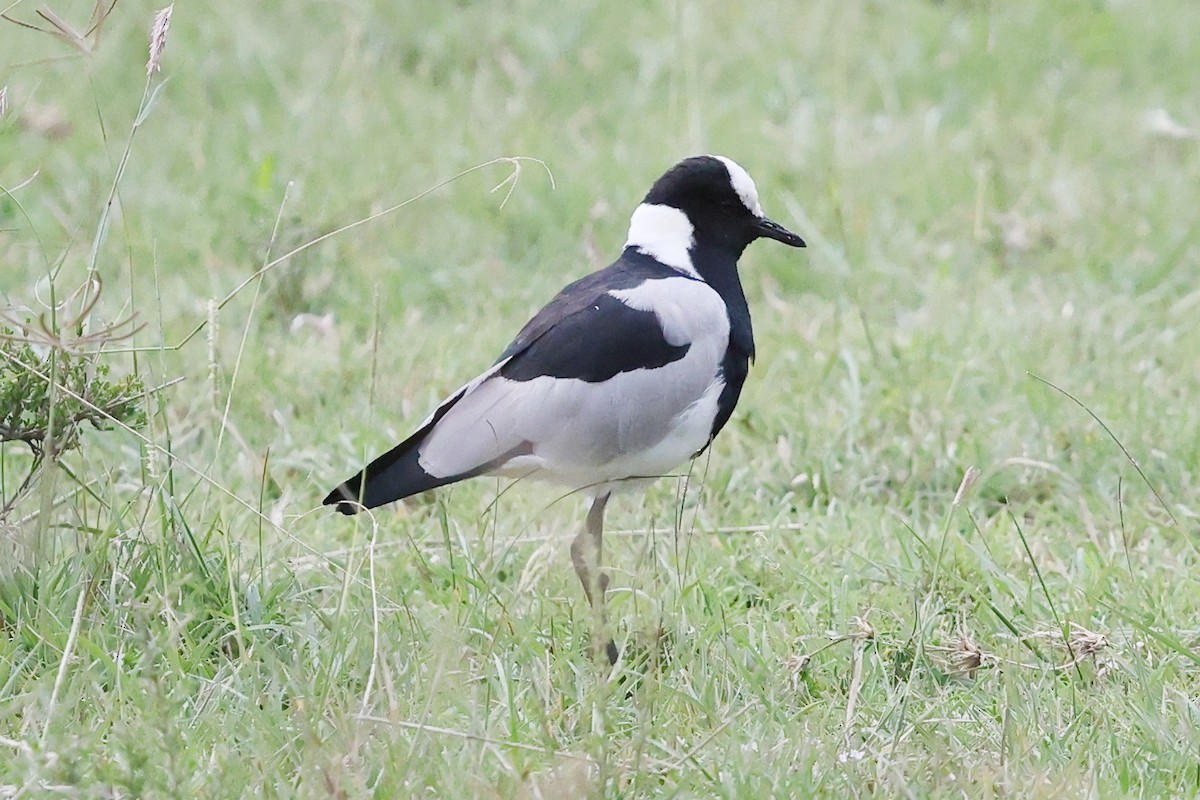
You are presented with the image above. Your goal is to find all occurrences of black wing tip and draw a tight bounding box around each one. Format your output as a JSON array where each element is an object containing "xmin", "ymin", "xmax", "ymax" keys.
[{"xmin": 323, "ymin": 482, "xmax": 364, "ymax": 515}]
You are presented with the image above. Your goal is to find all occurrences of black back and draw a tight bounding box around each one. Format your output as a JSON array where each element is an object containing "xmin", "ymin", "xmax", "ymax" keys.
[{"xmin": 497, "ymin": 250, "xmax": 694, "ymax": 383}]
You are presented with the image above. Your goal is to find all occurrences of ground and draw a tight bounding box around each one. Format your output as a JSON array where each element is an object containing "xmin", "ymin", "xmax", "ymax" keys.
[{"xmin": 1, "ymin": 0, "xmax": 1199, "ymax": 796}]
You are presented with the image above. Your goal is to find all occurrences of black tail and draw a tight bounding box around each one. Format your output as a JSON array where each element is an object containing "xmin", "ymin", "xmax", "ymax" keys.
[
  {"xmin": 323, "ymin": 435, "xmax": 462, "ymax": 514},
  {"xmin": 323, "ymin": 382, "xmax": 478, "ymax": 514}
]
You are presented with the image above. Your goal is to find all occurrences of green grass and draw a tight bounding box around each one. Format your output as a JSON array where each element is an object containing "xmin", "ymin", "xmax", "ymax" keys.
[{"xmin": 3, "ymin": 0, "xmax": 1200, "ymax": 795}]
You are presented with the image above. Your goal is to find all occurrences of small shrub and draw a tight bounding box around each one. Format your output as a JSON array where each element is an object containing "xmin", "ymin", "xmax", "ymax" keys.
[{"xmin": 0, "ymin": 322, "xmax": 147, "ymax": 520}]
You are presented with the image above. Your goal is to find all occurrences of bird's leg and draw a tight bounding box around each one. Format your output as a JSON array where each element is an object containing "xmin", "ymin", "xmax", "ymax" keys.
[{"xmin": 571, "ymin": 493, "xmax": 618, "ymax": 665}]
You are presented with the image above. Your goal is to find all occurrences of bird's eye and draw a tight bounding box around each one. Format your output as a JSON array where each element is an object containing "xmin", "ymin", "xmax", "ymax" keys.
[{"xmin": 720, "ymin": 198, "xmax": 740, "ymax": 215}]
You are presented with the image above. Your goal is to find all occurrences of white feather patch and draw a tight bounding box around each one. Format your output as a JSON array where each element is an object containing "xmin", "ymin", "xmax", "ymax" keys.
[
  {"xmin": 607, "ymin": 278, "xmax": 729, "ymax": 348},
  {"xmin": 711, "ymin": 155, "xmax": 763, "ymax": 218},
  {"xmin": 624, "ymin": 203, "xmax": 699, "ymax": 278}
]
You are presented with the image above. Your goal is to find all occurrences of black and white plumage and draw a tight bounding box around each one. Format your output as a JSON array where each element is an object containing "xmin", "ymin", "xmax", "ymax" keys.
[{"xmin": 325, "ymin": 155, "xmax": 805, "ymax": 663}]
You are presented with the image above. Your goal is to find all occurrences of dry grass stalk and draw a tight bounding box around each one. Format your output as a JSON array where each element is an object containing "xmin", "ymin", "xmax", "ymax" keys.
[
  {"xmin": 786, "ymin": 652, "xmax": 812, "ymax": 690},
  {"xmin": 785, "ymin": 615, "xmax": 877, "ymax": 691},
  {"xmin": 0, "ymin": 85, "xmax": 7, "ymax": 118},
  {"xmin": 1011, "ymin": 624, "xmax": 1111, "ymax": 672},
  {"xmin": 841, "ymin": 615, "xmax": 875, "ymax": 753},
  {"xmin": 0, "ymin": 1, "xmax": 117, "ymax": 54},
  {"xmin": 848, "ymin": 615, "xmax": 875, "ymax": 641},
  {"xmin": 147, "ymin": 4, "xmax": 173, "ymax": 76},
  {"xmin": 1068, "ymin": 624, "xmax": 1108, "ymax": 658},
  {"xmin": 953, "ymin": 465, "xmax": 981, "ymax": 506},
  {"xmin": 0, "ymin": 275, "xmax": 143, "ymax": 354},
  {"xmin": 933, "ymin": 629, "xmax": 998, "ymax": 678}
]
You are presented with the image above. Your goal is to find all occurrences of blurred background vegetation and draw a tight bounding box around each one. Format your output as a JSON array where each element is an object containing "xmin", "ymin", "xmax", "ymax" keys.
[{"xmin": 2, "ymin": 0, "xmax": 1199, "ymax": 795}]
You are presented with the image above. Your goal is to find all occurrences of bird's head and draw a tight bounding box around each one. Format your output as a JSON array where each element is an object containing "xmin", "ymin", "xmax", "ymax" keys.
[{"xmin": 625, "ymin": 155, "xmax": 805, "ymax": 274}]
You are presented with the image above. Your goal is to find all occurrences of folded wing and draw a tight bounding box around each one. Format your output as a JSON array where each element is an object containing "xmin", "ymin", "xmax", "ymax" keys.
[{"xmin": 324, "ymin": 268, "xmax": 728, "ymax": 513}]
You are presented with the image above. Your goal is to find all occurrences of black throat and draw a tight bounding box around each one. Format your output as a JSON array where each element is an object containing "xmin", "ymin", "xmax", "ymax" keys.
[
  {"xmin": 686, "ymin": 241, "xmax": 757, "ymax": 447},
  {"xmin": 688, "ymin": 243, "xmax": 755, "ymax": 362}
]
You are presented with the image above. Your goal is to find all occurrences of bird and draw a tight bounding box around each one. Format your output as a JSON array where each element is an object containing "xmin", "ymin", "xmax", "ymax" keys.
[{"xmin": 324, "ymin": 155, "xmax": 806, "ymax": 664}]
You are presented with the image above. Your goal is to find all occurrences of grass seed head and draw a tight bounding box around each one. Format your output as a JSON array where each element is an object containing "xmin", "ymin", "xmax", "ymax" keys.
[
  {"xmin": 1069, "ymin": 624, "xmax": 1109, "ymax": 658},
  {"xmin": 949, "ymin": 631, "xmax": 995, "ymax": 677},
  {"xmin": 147, "ymin": 5, "xmax": 174, "ymax": 76},
  {"xmin": 953, "ymin": 466, "xmax": 981, "ymax": 506},
  {"xmin": 787, "ymin": 652, "xmax": 812, "ymax": 675},
  {"xmin": 849, "ymin": 615, "xmax": 875, "ymax": 641}
]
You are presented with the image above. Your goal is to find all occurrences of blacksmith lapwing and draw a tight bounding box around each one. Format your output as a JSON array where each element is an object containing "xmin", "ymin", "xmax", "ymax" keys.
[{"xmin": 325, "ymin": 155, "xmax": 806, "ymax": 664}]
